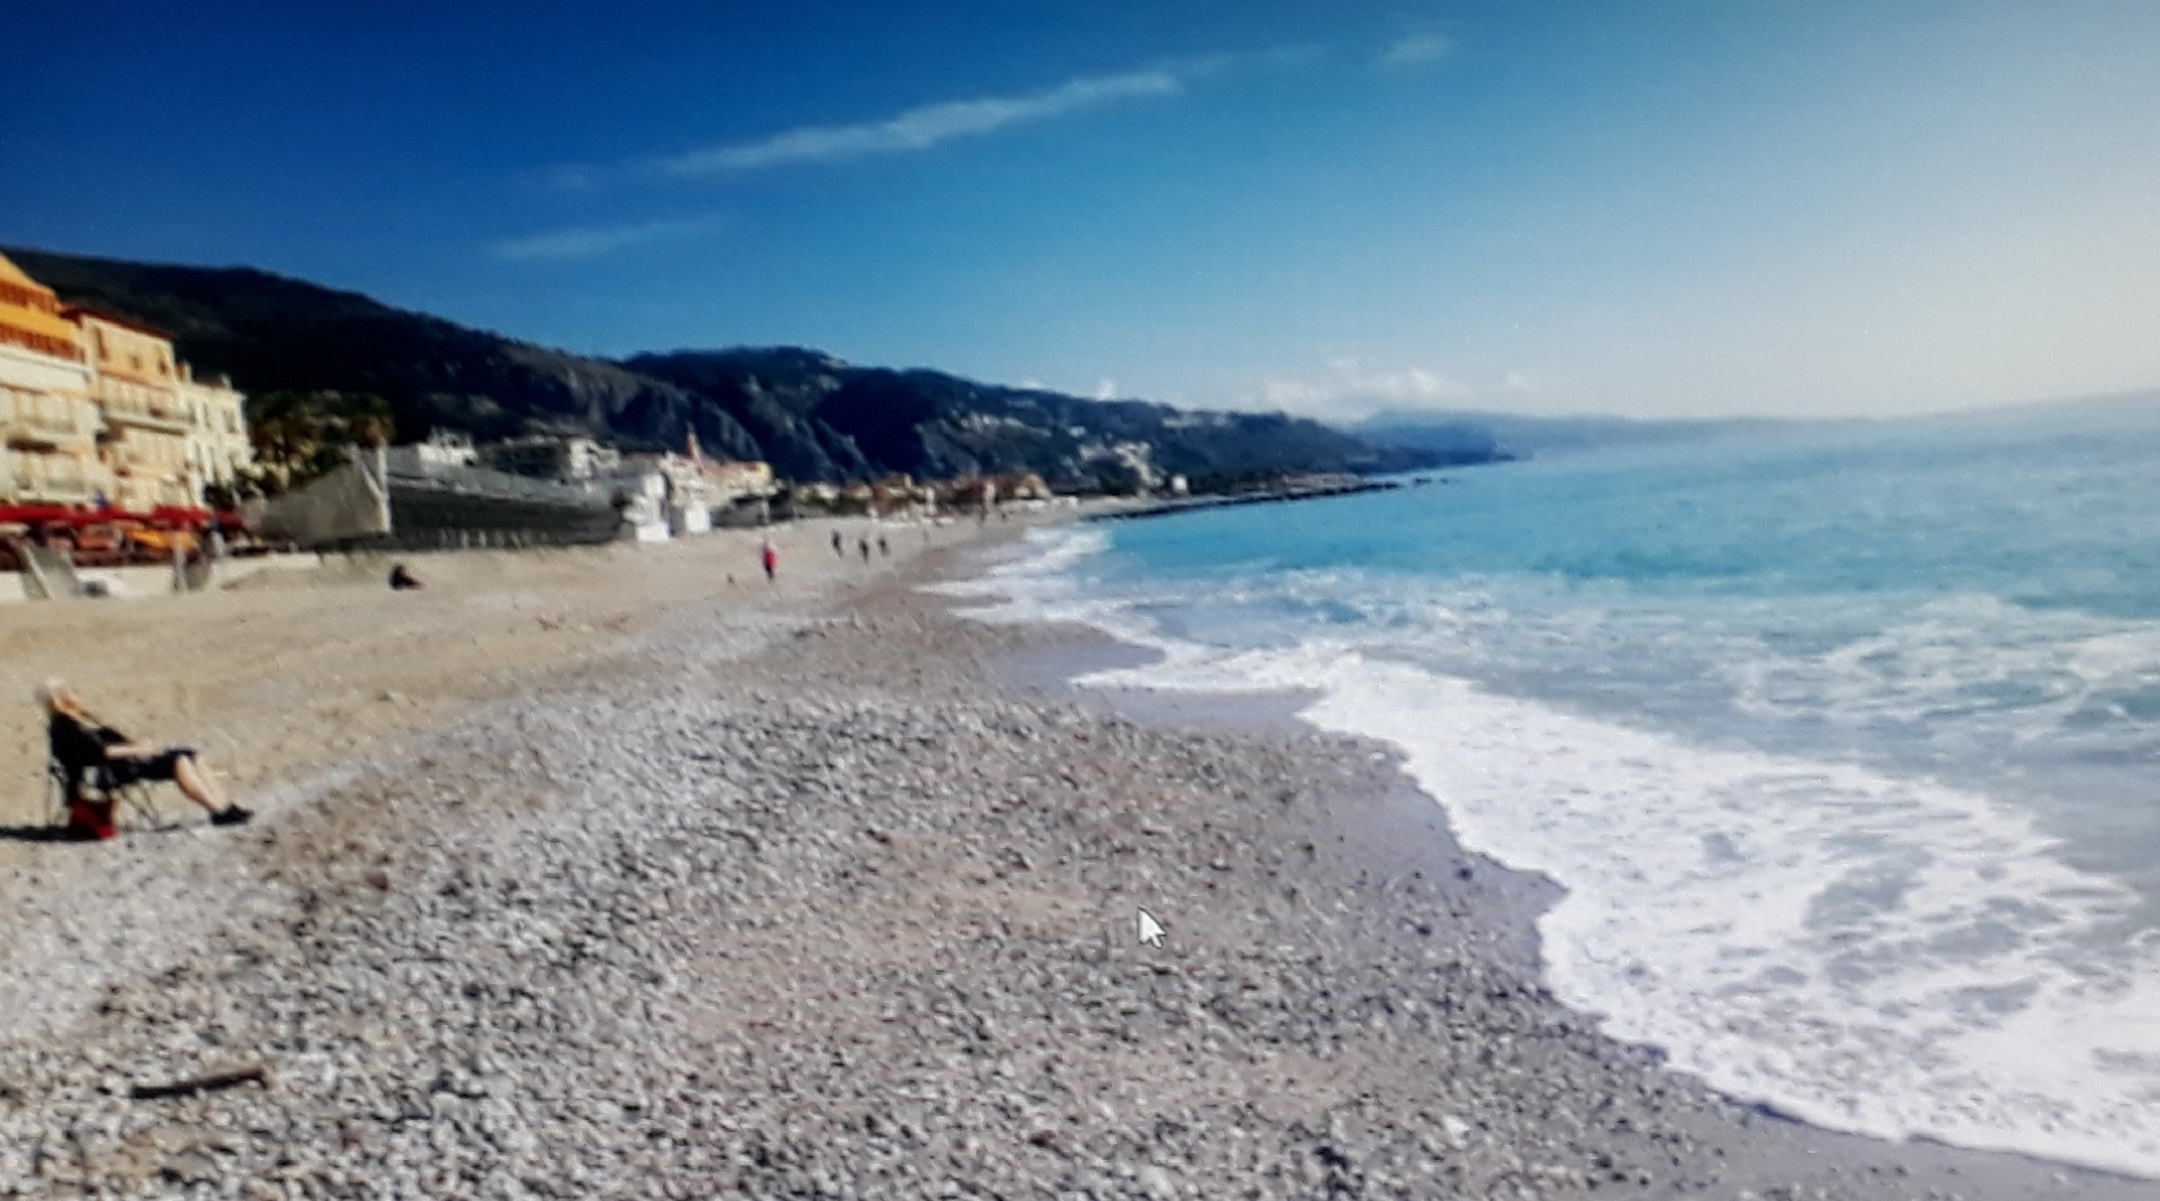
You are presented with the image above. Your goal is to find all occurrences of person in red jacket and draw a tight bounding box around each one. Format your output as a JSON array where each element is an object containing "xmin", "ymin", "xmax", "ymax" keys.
[
  {"xmin": 760, "ymin": 539, "xmax": 779, "ymax": 583},
  {"xmin": 38, "ymin": 680, "xmax": 251, "ymax": 838}
]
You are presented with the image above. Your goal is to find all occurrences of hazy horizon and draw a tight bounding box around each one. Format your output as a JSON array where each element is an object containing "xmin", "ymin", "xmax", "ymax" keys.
[{"xmin": 6, "ymin": 2, "xmax": 2158, "ymax": 423}]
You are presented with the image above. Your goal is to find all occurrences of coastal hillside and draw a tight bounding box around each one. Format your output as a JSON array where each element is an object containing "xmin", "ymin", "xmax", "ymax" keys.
[
  {"xmin": 4, "ymin": 246, "xmax": 1454, "ymax": 488},
  {"xmin": 625, "ymin": 348, "xmax": 1449, "ymax": 490},
  {"xmin": 2, "ymin": 247, "xmax": 766, "ymax": 463}
]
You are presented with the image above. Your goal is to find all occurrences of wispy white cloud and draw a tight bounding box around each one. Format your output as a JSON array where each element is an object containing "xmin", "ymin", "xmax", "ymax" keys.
[
  {"xmin": 658, "ymin": 69, "xmax": 1181, "ymax": 177},
  {"xmin": 1259, "ymin": 358, "xmax": 1474, "ymax": 418},
  {"xmin": 490, "ymin": 217, "xmax": 708, "ymax": 261},
  {"xmin": 1380, "ymin": 34, "xmax": 1454, "ymax": 69}
]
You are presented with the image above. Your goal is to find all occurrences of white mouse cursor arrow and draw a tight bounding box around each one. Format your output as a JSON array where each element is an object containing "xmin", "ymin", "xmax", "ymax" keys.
[{"xmin": 1136, "ymin": 907, "xmax": 1166, "ymax": 948}]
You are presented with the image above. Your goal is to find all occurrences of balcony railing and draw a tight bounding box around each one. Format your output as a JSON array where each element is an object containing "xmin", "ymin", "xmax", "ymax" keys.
[
  {"xmin": 1, "ymin": 408, "xmax": 97, "ymax": 448},
  {"xmin": 2, "ymin": 455, "xmax": 99, "ymax": 503}
]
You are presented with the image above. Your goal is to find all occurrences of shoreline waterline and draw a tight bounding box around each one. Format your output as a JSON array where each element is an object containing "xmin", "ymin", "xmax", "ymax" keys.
[
  {"xmin": 0, "ymin": 512, "xmax": 2150, "ymax": 1195},
  {"xmin": 938, "ymin": 522, "xmax": 2160, "ymax": 1188}
]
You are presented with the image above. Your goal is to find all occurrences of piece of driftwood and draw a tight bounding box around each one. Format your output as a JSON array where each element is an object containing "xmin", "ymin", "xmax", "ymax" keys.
[{"xmin": 128, "ymin": 1066, "xmax": 269, "ymax": 1101}]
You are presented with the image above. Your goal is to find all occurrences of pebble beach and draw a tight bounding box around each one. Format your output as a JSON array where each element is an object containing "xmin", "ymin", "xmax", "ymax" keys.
[{"xmin": 0, "ymin": 519, "xmax": 2152, "ymax": 1198}]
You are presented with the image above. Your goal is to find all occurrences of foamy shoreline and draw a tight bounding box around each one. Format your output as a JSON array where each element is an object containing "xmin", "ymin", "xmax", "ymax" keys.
[
  {"xmin": 0, "ymin": 519, "xmax": 2149, "ymax": 1197},
  {"xmin": 947, "ymin": 532, "xmax": 2160, "ymax": 1198}
]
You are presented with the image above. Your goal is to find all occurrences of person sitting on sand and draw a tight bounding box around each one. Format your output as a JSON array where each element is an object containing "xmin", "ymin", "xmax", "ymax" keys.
[
  {"xmin": 388, "ymin": 563, "xmax": 423, "ymax": 590},
  {"xmin": 38, "ymin": 680, "xmax": 252, "ymax": 836}
]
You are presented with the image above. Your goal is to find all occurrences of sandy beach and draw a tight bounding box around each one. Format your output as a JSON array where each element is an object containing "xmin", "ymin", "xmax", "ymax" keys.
[
  {"xmin": 0, "ymin": 518, "xmax": 959, "ymax": 828},
  {"xmin": 0, "ymin": 517, "xmax": 2151, "ymax": 1198}
]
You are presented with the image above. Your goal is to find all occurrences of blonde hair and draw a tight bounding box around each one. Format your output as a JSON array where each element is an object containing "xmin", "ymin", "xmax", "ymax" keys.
[{"xmin": 32, "ymin": 679, "xmax": 67, "ymax": 710}]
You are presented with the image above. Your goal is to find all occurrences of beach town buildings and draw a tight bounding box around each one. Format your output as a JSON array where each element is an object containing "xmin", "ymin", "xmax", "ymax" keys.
[
  {"xmin": 704, "ymin": 457, "xmax": 776, "ymax": 504},
  {"xmin": 387, "ymin": 429, "xmax": 479, "ymax": 471},
  {"xmin": 263, "ymin": 426, "xmax": 779, "ymax": 551},
  {"xmin": 485, "ymin": 434, "xmax": 695, "ymax": 540},
  {"xmin": 593, "ymin": 438, "xmax": 783, "ymax": 540},
  {"xmin": 0, "ymin": 252, "xmax": 251, "ymax": 513},
  {"xmin": 482, "ymin": 431, "xmax": 776, "ymax": 541},
  {"xmin": 481, "ymin": 433, "xmax": 620, "ymax": 482},
  {"xmin": 932, "ymin": 471, "xmax": 1050, "ymax": 512}
]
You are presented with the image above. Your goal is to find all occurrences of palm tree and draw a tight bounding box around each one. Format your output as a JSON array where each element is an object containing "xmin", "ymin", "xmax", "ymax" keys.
[
  {"xmin": 246, "ymin": 392, "xmax": 322, "ymax": 485},
  {"xmin": 342, "ymin": 395, "xmax": 396, "ymax": 450}
]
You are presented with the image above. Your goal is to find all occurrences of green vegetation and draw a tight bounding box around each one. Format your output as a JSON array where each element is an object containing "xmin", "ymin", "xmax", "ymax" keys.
[
  {"xmin": 6, "ymin": 246, "xmax": 1467, "ymax": 492},
  {"xmin": 244, "ymin": 391, "xmax": 396, "ymax": 495}
]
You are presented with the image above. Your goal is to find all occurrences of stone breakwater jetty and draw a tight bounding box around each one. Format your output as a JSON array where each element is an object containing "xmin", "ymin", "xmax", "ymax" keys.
[
  {"xmin": 0, "ymin": 556, "xmax": 2149, "ymax": 1198},
  {"xmin": 1089, "ymin": 475, "xmax": 1399, "ymax": 523}
]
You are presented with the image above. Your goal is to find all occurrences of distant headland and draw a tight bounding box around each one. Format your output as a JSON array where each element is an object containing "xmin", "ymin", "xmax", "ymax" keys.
[{"xmin": 2, "ymin": 246, "xmax": 1487, "ymax": 498}]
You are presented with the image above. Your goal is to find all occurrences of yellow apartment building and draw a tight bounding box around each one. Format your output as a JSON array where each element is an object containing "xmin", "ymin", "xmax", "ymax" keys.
[{"xmin": 0, "ymin": 252, "xmax": 252, "ymax": 513}]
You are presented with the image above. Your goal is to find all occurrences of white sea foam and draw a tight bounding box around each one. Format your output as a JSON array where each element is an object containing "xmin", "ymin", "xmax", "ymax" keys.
[
  {"xmin": 929, "ymin": 527, "xmax": 1111, "ymax": 623},
  {"xmin": 1258, "ymin": 657, "xmax": 2160, "ymax": 1179},
  {"xmin": 952, "ymin": 527, "xmax": 2160, "ymax": 1179},
  {"xmin": 1721, "ymin": 594, "xmax": 2160, "ymax": 747}
]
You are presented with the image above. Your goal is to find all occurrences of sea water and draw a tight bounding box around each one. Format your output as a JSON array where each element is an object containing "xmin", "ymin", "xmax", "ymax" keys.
[{"xmin": 943, "ymin": 402, "xmax": 2160, "ymax": 1177}]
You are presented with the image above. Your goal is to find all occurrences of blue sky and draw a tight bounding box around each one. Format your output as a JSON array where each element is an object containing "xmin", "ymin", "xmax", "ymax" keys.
[{"xmin": 6, "ymin": 1, "xmax": 2159, "ymax": 420}]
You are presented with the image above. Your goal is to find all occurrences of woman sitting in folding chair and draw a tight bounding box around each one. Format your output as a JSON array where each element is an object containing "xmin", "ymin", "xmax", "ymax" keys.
[{"xmin": 37, "ymin": 679, "xmax": 252, "ymax": 839}]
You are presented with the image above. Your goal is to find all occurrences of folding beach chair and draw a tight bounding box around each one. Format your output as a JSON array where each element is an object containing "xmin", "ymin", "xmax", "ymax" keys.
[{"xmin": 45, "ymin": 757, "xmax": 170, "ymax": 838}]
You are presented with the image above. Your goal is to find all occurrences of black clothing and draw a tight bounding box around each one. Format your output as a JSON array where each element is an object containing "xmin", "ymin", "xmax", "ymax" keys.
[
  {"xmin": 49, "ymin": 712, "xmax": 123, "ymax": 796},
  {"xmin": 106, "ymin": 747, "xmax": 192, "ymax": 789},
  {"xmin": 49, "ymin": 712, "xmax": 191, "ymax": 796}
]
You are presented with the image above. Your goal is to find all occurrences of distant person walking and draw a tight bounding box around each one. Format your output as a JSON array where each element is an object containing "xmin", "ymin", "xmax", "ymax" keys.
[
  {"xmin": 830, "ymin": 530, "xmax": 844, "ymax": 558},
  {"xmin": 877, "ymin": 534, "xmax": 889, "ymax": 558},
  {"xmin": 857, "ymin": 536, "xmax": 871, "ymax": 563},
  {"xmin": 760, "ymin": 539, "xmax": 778, "ymax": 583}
]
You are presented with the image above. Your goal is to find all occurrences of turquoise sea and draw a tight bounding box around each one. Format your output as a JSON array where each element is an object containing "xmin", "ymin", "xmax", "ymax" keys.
[{"xmin": 947, "ymin": 399, "xmax": 2160, "ymax": 1177}]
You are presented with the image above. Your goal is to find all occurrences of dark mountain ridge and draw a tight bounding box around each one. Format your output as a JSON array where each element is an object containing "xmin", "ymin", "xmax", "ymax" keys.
[{"xmin": 6, "ymin": 246, "xmax": 1454, "ymax": 489}]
